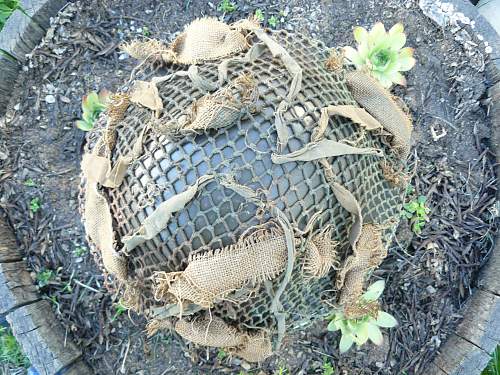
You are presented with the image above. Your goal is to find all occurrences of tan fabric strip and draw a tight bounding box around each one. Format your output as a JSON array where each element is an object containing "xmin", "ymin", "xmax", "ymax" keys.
[
  {"xmin": 122, "ymin": 175, "xmax": 214, "ymax": 251},
  {"xmin": 346, "ymin": 71, "xmax": 413, "ymax": 158},
  {"xmin": 130, "ymin": 80, "xmax": 163, "ymax": 112},
  {"xmin": 252, "ymin": 28, "xmax": 303, "ymax": 151},
  {"xmin": 269, "ymin": 206, "xmax": 296, "ymax": 351},
  {"xmin": 271, "ymin": 139, "xmax": 382, "ymax": 164},
  {"xmin": 152, "ymin": 65, "xmax": 218, "ymax": 93},
  {"xmin": 218, "ymin": 42, "xmax": 267, "ymax": 85},
  {"xmin": 314, "ymin": 105, "xmax": 383, "ymax": 141},
  {"xmin": 319, "ymin": 159, "xmax": 363, "ymax": 248},
  {"xmin": 83, "ymin": 182, "xmax": 127, "ymax": 280},
  {"xmin": 81, "ymin": 126, "xmax": 148, "ymax": 188}
]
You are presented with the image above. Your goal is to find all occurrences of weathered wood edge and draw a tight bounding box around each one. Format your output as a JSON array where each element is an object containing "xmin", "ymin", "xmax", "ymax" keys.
[
  {"xmin": 0, "ymin": 0, "xmax": 68, "ymax": 114},
  {"xmin": 424, "ymin": 1, "xmax": 500, "ymax": 373},
  {"xmin": 0, "ymin": 214, "xmax": 91, "ymax": 374}
]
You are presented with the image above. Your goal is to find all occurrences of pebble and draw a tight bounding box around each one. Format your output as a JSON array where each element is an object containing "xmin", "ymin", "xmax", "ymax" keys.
[
  {"xmin": 241, "ymin": 361, "xmax": 251, "ymax": 370},
  {"xmin": 45, "ymin": 95, "xmax": 56, "ymax": 104},
  {"xmin": 426, "ymin": 285, "xmax": 437, "ymax": 294}
]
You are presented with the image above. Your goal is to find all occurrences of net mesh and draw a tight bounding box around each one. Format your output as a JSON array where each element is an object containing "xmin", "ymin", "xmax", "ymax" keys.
[{"xmin": 80, "ymin": 22, "xmax": 409, "ymax": 359}]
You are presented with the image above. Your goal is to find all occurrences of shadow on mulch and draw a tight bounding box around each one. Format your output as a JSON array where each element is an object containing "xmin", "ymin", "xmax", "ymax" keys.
[{"xmin": 0, "ymin": 0, "xmax": 497, "ymax": 374}]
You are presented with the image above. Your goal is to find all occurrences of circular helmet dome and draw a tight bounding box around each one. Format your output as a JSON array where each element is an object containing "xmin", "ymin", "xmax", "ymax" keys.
[{"xmin": 80, "ymin": 17, "xmax": 410, "ymax": 363}]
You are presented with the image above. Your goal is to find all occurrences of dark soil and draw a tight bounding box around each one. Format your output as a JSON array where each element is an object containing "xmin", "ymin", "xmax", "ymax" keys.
[{"xmin": 0, "ymin": 0, "xmax": 497, "ymax": 374}]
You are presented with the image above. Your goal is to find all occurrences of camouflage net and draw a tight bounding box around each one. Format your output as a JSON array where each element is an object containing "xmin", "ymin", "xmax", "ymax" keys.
[{"xmin": 79, "ymin": 17, "xmax": 412, "ymax": 363}]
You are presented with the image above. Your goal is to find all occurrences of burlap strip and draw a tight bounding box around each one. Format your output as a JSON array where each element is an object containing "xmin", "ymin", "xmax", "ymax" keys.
[
  {"xmin": 268, "ymin": 206, "xmax": 296, "ymax": 351},
  {"xmin": 155, "ymin": 74, "xmax": 258, "ymax": 137},
  {"xmin": 337, "ymin": 224, "xmax": 388, "ymax": 314},
  {"xmin": 153, "ymin": 228, "xmax": 288, "ymax": 308},
  {"xmin": 170, "ymin": 17, "xmax": 249, "ymax": 65},
  {"xmin": 303, "ymin": 227, "xmax": 339, "ymax": 279},
  {"xmin": 175, "ymin": 316, "xmax": 273, "ymax": 363},
  {"xmin": 346, "ymin": 71, "xmax": 413, "ymax": 158},
  {"xmin": 152, "ymin": 65, "xmax": 218, "ymax": 93}
]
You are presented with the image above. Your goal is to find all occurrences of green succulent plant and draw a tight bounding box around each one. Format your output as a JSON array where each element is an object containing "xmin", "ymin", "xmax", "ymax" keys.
[
  {"xmin": 111, "ymin": 299, "xmax": 128, "ymax": 322},
  {"xmin": 343, "ymin": 22, "xmax": 416, "ymax": 88},
  {"xmin": 327, "ymin": 280, "xmax": 397, "ymax": 353},
  {"xmin": 402, "ymin": 195, "xmax": 430, "ymax": 234},
  {"xmin": 29, "ymin": 197, "xmax": 41, "ymax": 213},
  {"xmin": 254, "ymin": 9, "xmax": 264, "ymax": 22},
  {"xmin": 36, "ymin": 269, "xmax": 54, "ymax": 287},
  {"xmin": 76, "ymin": 90, "xmax": 109, "ymax": 131},
  {"xmin": 268, "ymin": 15, "xmax": 278, "ymax": 28},
  {"xmin": 217, "ymin": 0, "xmax": 236, "ymax": 13}
]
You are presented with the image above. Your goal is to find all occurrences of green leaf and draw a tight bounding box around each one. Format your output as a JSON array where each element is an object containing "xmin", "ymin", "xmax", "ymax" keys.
[
  {"xmin": 339, "ymin": 333, "xmax": 354, "ymax": 353},
  {"xmin": 417, "ymin": 195, "xmax": 427, "ymax": 204},
  {"xmin": 405, "ymin": 201, "xmax": 418, "ymax": 212},
  {"xmin": 402, "ymin": 211, "xmax": 413, "ymax": 219},
  {"xmin": 367, "ymin": 22, "xmax": 386, "ymax": 48},
  {"xmin": 362, "ymin": 280, "xmax": 385, "ymax": 302},
  {"xmin": 254, "ymin": 9, "xmax": 264, "ymax": 22},
  {"xmin": 353, "ymin": 26, "xmax": 368, "ymax": 44},
  {"xmin": 82, "ymin": 110, "xmax": 95, "ymax": 124},
  {"xmin": 367, "ymin": 323, "xmax": 383, "ymax": 345},
  {"xmin": 353, "ymin": 321, "xmax": 369, "ymax": 346},
  {"xmin": 82, "ymin": 93, "xmax": 94, "ymax": 112},
  {"xmin": 268, "ymin": 15, "xmax": 278, "ymax": 28},
  {"xmin": 376, "ymin": 311, "xmax": 398, "ymax": 328},
  {"xmin": 343, "ymin": 46, "xmax": 363, "ymax": 66},
  {"xmin": 327, "ymin": 319, "xmax": 340, "ymax": 332},
  {"xmin": 76, "ymin": 120, "xmax": 93, "ymax": 131}
]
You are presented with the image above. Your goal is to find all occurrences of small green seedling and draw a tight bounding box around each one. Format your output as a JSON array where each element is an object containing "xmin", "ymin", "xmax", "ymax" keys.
[
  {"xmin": 76, "ymin": 90, "xmax": 109, "ymax": 131},
  {"xmin": 343, "ymin": 22, "xmax": 416, "ymax": 88},
  {"xmin": 74, "ymin": 245, "xmax": 88, "ymax": 257},
  {"xmin": 36, "ymin": 269, "xmax": 54, "ymax": 287},
  {"xmin": 254, "ymin": 9, "xmax": 264, "ymax": 22},
  {"xmin": 482, "ymin": 346, "xmax": 500, "ymax": 375},
  {"xmin": 268, "ymin": 15, "xmax": 278, "ymax": 28},
  {"xmin": 29, "ymin": 197, "xmax": 41, "ymax": 213},
  {"xmin": 327, "ymin": 280, "xmax": 397, "ymax": 353},
  {"xmin": 0, "ymin": 326, "xmax": 29, "ymax": 368},
  {"xmin": 24, "ymin": 178, "xmax": 36, "ymax": 187},
  {"xmin": 111, "ymin": 300, "xmax": 128, "ymax": 321},
  {"xmin": 275, "ymin": 366, "xmax": 288, "ymax": 375},
  {"xmin": 216, "ymin": 348, "xmax": 227, "ymax": 360},
  {"xmin": 62, "ymin": 281, "xmax": 72, "ymax": 293},
  {"xmin": 402, "ymin": 195, "xmax": 430, "ymax": 234},
  {"xmin": 142, "ymin": 26, "xmax": 150, "ymax": 36},
  {"xmin": 217, "ymin": 0, "xmax": 236, "ymax": 13},
  {"xmin": 322, "ymin": 360, "xmax": 335, "ymax": 375}
]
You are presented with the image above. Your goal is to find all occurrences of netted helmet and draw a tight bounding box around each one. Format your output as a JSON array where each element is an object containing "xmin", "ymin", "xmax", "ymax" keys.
[{"xmin": 80, "ymin": 17, "xmax": 412, "ymax": 363}]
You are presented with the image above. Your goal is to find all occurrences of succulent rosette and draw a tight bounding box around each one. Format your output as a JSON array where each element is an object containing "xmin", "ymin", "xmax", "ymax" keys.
[{"xmin": 344, "ymin": 22, "xmax": 416, "ymax": 88}]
